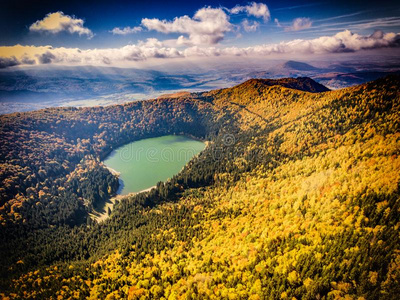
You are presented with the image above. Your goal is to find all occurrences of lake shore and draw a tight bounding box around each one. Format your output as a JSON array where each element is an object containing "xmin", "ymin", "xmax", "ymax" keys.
[
  {"xmin": 90, "ymin": 185, "xmax": 156, "ymax": 223},
  {"xmin": 104, "ymin": 165, "xmax": 121, "ymax": 176},
  {"xmin": 95, "ymin": 135, "xmax": 206, "ymax": 223}
]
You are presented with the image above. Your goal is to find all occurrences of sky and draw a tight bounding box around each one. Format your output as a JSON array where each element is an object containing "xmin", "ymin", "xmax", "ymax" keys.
[{"xmin": 0, "ymin": 0, "xmax": 399, "ymax": 69}]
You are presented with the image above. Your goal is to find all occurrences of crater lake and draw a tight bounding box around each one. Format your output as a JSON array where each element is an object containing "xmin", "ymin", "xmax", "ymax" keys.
[{"xmin": 103, "ymin": 135, "xmax": 205, "ymax": 195}]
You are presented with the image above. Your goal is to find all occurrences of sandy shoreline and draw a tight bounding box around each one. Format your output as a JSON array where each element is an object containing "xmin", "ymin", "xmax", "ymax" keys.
[
  {"xmin": 113, "ymin": 185, "xmax": 156, "ymax": 201},
  {"xmin": 91, "ymin": 185, "xmax": 156, "ymax": 223},
  {"xmin": 105, "ymin": 165, "xmax": 121, "ymax": 176}
]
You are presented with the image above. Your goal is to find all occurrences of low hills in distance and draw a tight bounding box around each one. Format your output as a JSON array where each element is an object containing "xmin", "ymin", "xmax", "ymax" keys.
[
  {"xmin": 241, "ymin": 59, "xmax": 400, "ymax": 90},
  {"xmin": 223, "ymin": 77, "xmax": 330, "ymax": 94},
  {"xmin": 253, "ymin": 60, "xmax": 321, "ymax": 76},
  {"xmin": 1, "ymin": 58, "xmax": 399, "ymax": 114},
  {"xmin": 0, "ymin": 75, "xmax": 399, "ymax": 299}
]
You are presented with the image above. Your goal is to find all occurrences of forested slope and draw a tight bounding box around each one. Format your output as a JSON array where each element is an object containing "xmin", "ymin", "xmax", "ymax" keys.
[{"xmin": 0, "ymin": 75, "xmax": 399, "ymax": 299}]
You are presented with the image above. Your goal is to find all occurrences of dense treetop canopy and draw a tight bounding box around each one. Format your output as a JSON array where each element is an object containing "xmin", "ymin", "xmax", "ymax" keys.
[{"xmin": 0, "ymin": 75, "xmax": 399, "ymax": 299}]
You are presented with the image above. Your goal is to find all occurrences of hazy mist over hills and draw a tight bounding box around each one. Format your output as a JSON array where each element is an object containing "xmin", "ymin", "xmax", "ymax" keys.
[
  {"xmin": 0, "ymin": 66, "xmax": 200, "ymax": 114},
  {"xmin": 1, "ymin": 56, "xmax": 400, "ymax": 114}
]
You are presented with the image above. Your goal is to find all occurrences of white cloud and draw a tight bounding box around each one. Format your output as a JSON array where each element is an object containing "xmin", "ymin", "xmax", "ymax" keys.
[
  {"xmin": 138, "ymin": 38, "xmax": 164, "ymax": 47},
  {"xmin": 141, "ymin": 7, "xmax": 232, "ymax": 46},
  {"xmin": 0, "ymin": 42, "xmax": 181, "ymax": 68},
  {"xmin": 230, "ymin": 2, "xmax": 270, "ymax": 22},
  {"xmin": 0, "ymin": 30, "xmax": 399, "ymax": 68},
  {"xmin": 244, "ymin": 30, "xmax": 400, "ymax": 55},
  {"xmin": 242, "ymin": 19, "xmax": 259, "ymax": 32},
  {"xmin": 29, "ymin": 11, "xmax": 93, "ymax": 38},
  {"xmin": 285, "ymin": 17, "xmax": 312, "ymax": 31},
  {"xmin": 274, "ymin": 18, "xmax": 282, "ymax": 28},
  {"xmin": 110, "ymin": 26, "xmax": 142, "ymax": 35},
  {"xmin": 183, "ymin": 30, "xmax": 400, "ymax": 56},
  {"xmin": 118, "ymin": 3, "xmax": 268, "ymax": 45}
]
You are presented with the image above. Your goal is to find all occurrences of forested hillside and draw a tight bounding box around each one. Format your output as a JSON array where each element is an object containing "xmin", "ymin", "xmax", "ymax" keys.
[{"xmin": 0, "ymin": 76, "xmax": 399, "ymax": 299}]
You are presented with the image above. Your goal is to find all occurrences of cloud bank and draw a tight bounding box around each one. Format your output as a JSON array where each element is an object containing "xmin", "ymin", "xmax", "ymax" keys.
[
  {"xmin": 29, "ymin": 12, "xmax": 93, "ymax": 38},
  {"xmin": 1, "ymin": 30, "xmax": 399, "ymax": 69}
]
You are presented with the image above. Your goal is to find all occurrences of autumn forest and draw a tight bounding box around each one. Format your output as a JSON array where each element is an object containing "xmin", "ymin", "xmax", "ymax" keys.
[{"xmin": 0, "ymin": 75, "xmax": 399, "ymax": 299}]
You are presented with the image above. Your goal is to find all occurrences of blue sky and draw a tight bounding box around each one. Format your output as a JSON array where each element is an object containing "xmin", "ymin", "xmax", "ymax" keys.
[{"xmin": 0, "ymin": 0, "xmax": 399, "ymax": 68}]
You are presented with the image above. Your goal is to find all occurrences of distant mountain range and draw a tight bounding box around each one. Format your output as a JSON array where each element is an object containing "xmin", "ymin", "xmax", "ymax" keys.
[
  {"xmin": 0, "ymin": 66, "xmax": 211, "ymax": 114},
  {"xmin": 242, "ymin": 60, "xmax": 400, "ymax": 89},
  {"xmin": 246, "ymin": 60, "xmax": 345, "ymax": 79},
  {"xmin": 0, "ymin": 66, "xmax": 197, "ymax": 98},
  {"xmin": 1, "ymin": 60, "xmax": 399, "ymax": 114},
  {"xmin": 238, "ymin": 77, "xmax": 330, "ymax": 93},
  {"xmin": 254, "ymin": 60, "xmax": 321, "ymax": 76}
]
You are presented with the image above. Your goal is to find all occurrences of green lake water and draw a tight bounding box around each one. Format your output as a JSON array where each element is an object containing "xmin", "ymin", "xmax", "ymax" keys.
[{"xmin": 103, "ymin": 135, "xmax": 205, "ymax": 195}]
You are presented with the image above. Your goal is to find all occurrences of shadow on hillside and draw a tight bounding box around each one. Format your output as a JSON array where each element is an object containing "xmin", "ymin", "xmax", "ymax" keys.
[{"xmin": 229, "ymin": 101, "xmax": 269, "ymax": 123}]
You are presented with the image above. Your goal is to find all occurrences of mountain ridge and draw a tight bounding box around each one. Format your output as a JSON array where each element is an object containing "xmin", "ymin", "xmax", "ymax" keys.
[
  {"xmin": 237, "ymin": 77, "xmax": 330, "ymax": 93},
  {"xmin": 201, "ymin": 76, "xmax": 330, "ymax": 106},
  {"xmin": 280, "ymin": 60, "xmax": 320, "ymax": 71},
  {"xmin": 241, "ymin": 60, "xmax": 400, "ymax": 90}
]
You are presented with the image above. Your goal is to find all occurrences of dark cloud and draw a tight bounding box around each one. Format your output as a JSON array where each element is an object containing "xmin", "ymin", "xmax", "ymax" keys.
[
  {"xmin": 0, "ymin": 56, "xmax": 20, "ymax": 68},
  {"xmin": 371, "ymin": 30, "xmax": 385, "ymax": 39},
  {"xmin": 37, "ymin": 51, "xmax": 56, "ymax": 64},
  {"xmin": 102, "ymin": 57, "xmax": 111, "ymax": 64},
  {"xmin": 21, "ymin": 56, "xmax": 36, "ymax": 65}
]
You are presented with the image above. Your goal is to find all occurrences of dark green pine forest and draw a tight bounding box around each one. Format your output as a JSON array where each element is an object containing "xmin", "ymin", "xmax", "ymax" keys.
[{"xmin": 0, "ymin": 76, "xmax": 399, "ymax": 299}]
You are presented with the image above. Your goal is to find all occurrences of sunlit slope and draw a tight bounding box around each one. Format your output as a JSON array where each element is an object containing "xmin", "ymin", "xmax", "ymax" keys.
[{"xmin": 3, "ymin": 75, "xmax": 400, "ymax": 299}]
